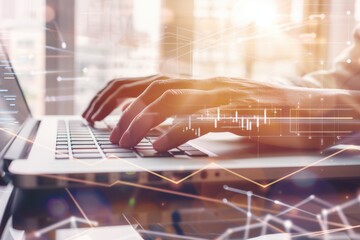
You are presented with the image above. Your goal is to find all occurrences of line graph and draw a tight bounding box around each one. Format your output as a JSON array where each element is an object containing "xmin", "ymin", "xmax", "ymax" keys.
[{"xmin": 28, "ymin": 179, "xmax": 360, "ymax": 240}]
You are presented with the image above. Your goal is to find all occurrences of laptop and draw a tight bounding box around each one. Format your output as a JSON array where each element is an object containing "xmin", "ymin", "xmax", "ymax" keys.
[{"xmin": 1, "ymin": 42, "xmax": 360, "ymax": 189}]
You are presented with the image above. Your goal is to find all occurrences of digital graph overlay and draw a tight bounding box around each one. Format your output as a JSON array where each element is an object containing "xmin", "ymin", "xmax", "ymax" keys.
[
  {"xmin": 218, "ymin": 186, "xmax": 360, "ymax": 240},
  {"xmin": 183, "ymin": 107, "xmax": 358, "ymax": 138},
  {"xmin": 27, "ymin": 182, "xmax": 360, "ymax": 240}
]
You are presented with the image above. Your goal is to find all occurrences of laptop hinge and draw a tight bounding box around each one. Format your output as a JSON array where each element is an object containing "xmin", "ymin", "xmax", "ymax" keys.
[{"xmin": 3, "ymin": 119, "xmax": 40, "ymax": 162}]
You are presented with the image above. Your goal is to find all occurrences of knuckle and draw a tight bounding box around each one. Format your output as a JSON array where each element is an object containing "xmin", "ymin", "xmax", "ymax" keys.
[
  {"xmin": 162, "ymin": 89, "xmax": 183, "ymax": 100},
  {"xmin": 107, "ymin": 79, "xmax": 118, "ymax": 87},
  {"xmin": 147, "ymin": 79, "xmax": 165, "ymax": 90}
]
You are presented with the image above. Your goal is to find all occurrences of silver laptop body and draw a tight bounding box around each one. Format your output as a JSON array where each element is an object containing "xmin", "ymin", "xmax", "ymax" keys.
[{"xmin": 1, "ymin": 42, "xmax": 359, "ymax": 189}]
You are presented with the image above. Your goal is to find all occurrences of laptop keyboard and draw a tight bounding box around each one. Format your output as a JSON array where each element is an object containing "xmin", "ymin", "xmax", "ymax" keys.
[{"xmin": 55, "ymin": 120, "xmax": 208, "ymax": 160}]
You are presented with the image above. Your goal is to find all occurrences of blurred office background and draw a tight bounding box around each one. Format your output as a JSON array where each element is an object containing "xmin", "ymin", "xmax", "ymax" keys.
[{"xmin": 0, "ymin": 0, "xmax": 358, "ymax": 116}]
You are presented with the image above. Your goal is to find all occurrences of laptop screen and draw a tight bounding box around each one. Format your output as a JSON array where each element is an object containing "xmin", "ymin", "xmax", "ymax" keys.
[{"xmin": 0, "ymin": 42, "xmax": 31, "ymax": 152}]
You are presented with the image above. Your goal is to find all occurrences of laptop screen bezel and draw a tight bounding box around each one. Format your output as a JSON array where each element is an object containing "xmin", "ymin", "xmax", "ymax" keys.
[{"xmin": 0, "ymin": 40, "xmax": 33, "ymax": 160}]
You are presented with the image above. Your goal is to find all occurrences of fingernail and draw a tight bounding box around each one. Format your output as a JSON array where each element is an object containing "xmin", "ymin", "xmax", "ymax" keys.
[
  {"xmin": 119, "ymin": 131, "xmax": 131, "ymax": 148},
  {"xmin": 91, "ymin": 112, "xmax": 99, "ymax": 121},
  {"xmin": 110, "ymin": 126, "xmax": 121, "ymax": 143},
  {"xmin": 152, "ymin": 137, "xmax": 167, "ymax": 152}
]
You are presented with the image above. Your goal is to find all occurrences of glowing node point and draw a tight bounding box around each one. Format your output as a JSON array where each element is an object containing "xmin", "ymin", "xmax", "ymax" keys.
[
  {"xmin": 57, "ymin": 76, "xmax": 62, "ymax": 82},
  {"xmin": 61, "ymin": 42, "xmax": 67, "ymax": 49},
  {"xmin": 274, "ymin": 200, "xmax": 281, "ymax": 205},
  {"xmin": 347, "ymin": 41, "xmax": 351, "ymax": 45},
  {"xmin": 316, "ymin": 214, "xmax": 321, "ymax": 219},
  {"xmin": 322, "ymin": 209, "xmax": 328, "ymax": 216},
  {"xmin": 347, "ymin": 10, "xmax": 351, "ymax": 15},
  {"xmin": 227, "ymin": 229, "xmax": 233, "ymax": 234},
  {"xmin": 223, "ymin": 185, "xmax": 229, "ymax": 190},
  {"xmin": 284, "ymin": 220, "xmax": 292, "ymax": 229},
  {"xmin": 247, "ymin": 191, "xmax": 253, "ymax": 197},
  {"xmin": 247, "ymin": 211, "xmax": 252, "ymax": 217},
  {"xmin": 310, "ymin": 195, "xmax": 315, "ymax": 200},
  {"xmin": 222, "ymin": 198, "xmax": 228, "ymax": 203},
  {"xmin": 34, "ymin": 232, "xmax": 41, "ymax": 238},
  {"xmin": 346, "ymin": 59, "xmax": 352, "ymax": 64}
]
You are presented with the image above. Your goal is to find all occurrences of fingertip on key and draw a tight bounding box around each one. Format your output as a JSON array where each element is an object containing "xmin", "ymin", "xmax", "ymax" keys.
[
  {"xmin": 119, "ymin": 130, "xmax": 132, "ymax": 148},
  {"xmin": 152, "ymin": 136, "xmax": 168, "ymax": 152},
  {"xmin": 110, "ymin": 126, "xmax": 121, "ymax": 143}
]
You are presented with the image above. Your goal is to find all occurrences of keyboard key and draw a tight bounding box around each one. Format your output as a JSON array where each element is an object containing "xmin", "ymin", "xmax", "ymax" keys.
[
  {"xmin": 106, "ymin": 152, "xmax": 137, "ymax": 158},
  {"xmin": 71, "ymin": 138, "xmax": 94, "ymax": 141},
  {"xmin": 178, "ymin": 145, "xmax": 198, "ymax": 151},
  {"xmin": 101, "ymin": 144, "xmax": 123, "ymax": 149},
  {"xmin": 97, "ymin": 140, "xmax": 113, "ymax": 144},
  {"xmin": 94, "ymin": 134, "xmax": 110, "ymax": 137},
  {"xmin": 70, "ymin": 141, "xmax": 95, "ymax": 145},
  {"xmin": 103, "ymin": 148, "xmax": 133, "ymax": 153},
  {"xmin": 96, "ymin": 137, "xmax": 110, "ymax": 141},
  {"xmin": 70, "ymin": 134, "xmax": 92, "ymax": 137},
  {"xmin": 185, "ymin": 150, "xmax": 208, "ymax": 157},
  {"xmin": 72, "ymin": 149, "xmax": 100, "ymax": 153},
  {"xmin": 56, "ymin": 149, "xmax": 69, "ymax": 154},
  {"xmin": 136, "ymin": 150, "xmax": 172, "ymax": 158},
  {"xmin": 72, "ymin": 145, "xmax": 97, "ymax": 149},
  {"xmin": 56, "ymin": 137, "xmax": 67, "ymax": 141},
  {"xmin": 56, "ymin": 145, "xmax": 68, "ymax": 149},
  {"xmin": 134, "ymin": 145, "xmax": 154, "ymax": 150},
  {"xmin": 169, "ymin": 149, "xmax": 186, "ymax": 155},
  {"xmin": 73, "ymin": 153, "xmax": 102, "ymax": 159},
  {"xmin": 136, "ymin": 142, "xmax": 153, "ymax": 146},
  {"xmin": 55, "ymin": 154, "xmax": 70, "ymax": 159}
]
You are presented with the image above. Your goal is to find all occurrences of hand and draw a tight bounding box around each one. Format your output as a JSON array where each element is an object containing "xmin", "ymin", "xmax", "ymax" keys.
[
  {"xmin": 82, "ymin": 75, "xmax": 169, "ymax": 125},
  {"xmin": 83, "ymin": 75, "xmax": 349, "ymax": 152},
  {"xmin": 107, "ymin": 77, "xmax": 291, "ymax": 151}
]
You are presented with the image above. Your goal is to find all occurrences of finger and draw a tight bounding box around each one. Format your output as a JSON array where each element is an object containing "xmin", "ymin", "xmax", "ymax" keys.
[
  {"xmin": 87, "ymin": 75, "xmax": 163, "ymax": 123},
  {"xmin": 152, "ymin": 120, "xmax": 214, "ymax": 152},
  {"xmin": 84, "ymin": 78, "xmax": 128, "ymax": 123},
  {"xmin": 82, "ymin": 79, "xmax": 116, "ymax": 119},
  {"xmin": 118, "ymin": 88, "xmax": 232, "ymax": 148},
  {"xmin": 120, "ymin": 98, "xmax": 134, "ymax": 111},
  {"xmin": 109, "ymin": 78, "xmax": 231, "ymax": 143},
  {"xmin": 110, "ymin": 79, "xmax": 196, "ymax": 143}
]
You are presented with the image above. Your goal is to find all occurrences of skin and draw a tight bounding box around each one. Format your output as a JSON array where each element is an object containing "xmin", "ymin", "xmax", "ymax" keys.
[{"xmin": 83, "ymin": 75, "xmax": 360, "ymax": 152}]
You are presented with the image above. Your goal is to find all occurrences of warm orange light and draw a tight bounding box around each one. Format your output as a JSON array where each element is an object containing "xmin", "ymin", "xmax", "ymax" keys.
[{"xmin": 232, "ymin": 0, "xmax": 278, "ymax": 27}]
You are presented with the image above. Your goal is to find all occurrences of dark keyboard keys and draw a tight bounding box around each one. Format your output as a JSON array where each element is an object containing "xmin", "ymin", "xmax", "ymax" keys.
[
  {"xmin": 101, "ymin": 144, "xmax": 124, "ymax": 149},
  {"xmin": 185, "ymin": 150, "xmax": 208, "ymax": 157},
  {"xmin": 72, "ymin": 149, "xmax": 100, "ymax": 153},
  {"xmin": 103, "ymin": 148, "xmax": 133, "ymax": 153},
  {"xmin": 70, "ymin": 141, "xmax": 95, "ymax": 145},
  {"xmin": 136, "ymin": 149, "xmax": 172, "ymax": 158},
  {"xmin": 72, "ymin": 145, "xmax": 97, "ymax": 149},
  {"xmin": 106, "ymin": 152, "xmax": 137, "ymax": 158},
  {"xmin": 73, "ymin": 153, "xmax": 102, "ymax": 159}
]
